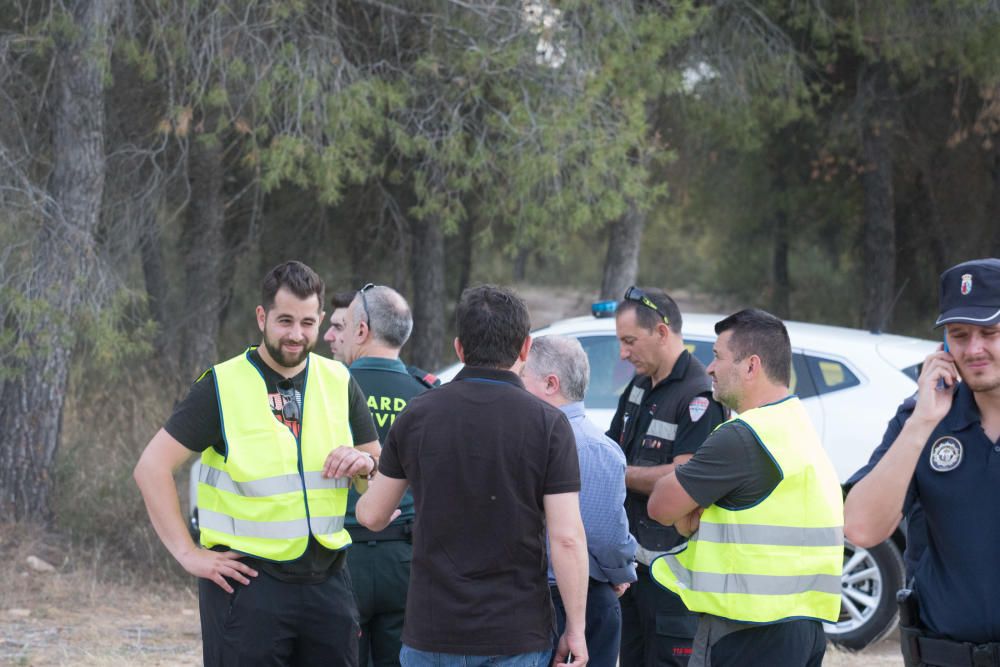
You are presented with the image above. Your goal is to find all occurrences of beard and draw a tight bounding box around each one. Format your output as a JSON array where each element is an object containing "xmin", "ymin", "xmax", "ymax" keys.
[
  {"xmin": 962, "ymin": 374, "xmax": 1000, "ymax": 394},
  {"xmin": 264, "ymin": 335, "xmax": 314, "ymax": 368},
  {"xmin": 957, "ymin": 357, "xmax": 1000, "ymax": 394}
]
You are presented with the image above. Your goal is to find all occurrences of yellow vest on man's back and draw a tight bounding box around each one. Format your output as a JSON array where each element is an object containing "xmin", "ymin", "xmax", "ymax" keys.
[
  {"xmin": 197, "ymin": 349, "xmax": 353, "ymax": 561},
  {"xmin": 651, "ymin": 396, "xmax": 844, "ymax": 623}
]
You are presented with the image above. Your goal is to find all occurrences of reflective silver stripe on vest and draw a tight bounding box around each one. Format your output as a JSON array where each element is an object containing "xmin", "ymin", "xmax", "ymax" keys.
[
  {"xmin": 647, "ymin": 419, "xmax": 677, "ymax": 441},
  {"xmin": 697, "ymin": 523, "xmax": 844, "ymax": 548},
  {"xmin": 199, "ymin": 509, "xmax": 346, "ymax": 540},
  {"xmin": 662, "ymin": 555, "xmax": 841, "ymax": 596},
  {"xmin": 200, "ymin": 466, "xmax": 350, "ymax": 497},
  {"xmin": 635, "ymin": 545, "xmax": 667, "ymax": 567},
  {"xmin": 309, "ymin": 515, "xmax": 347, "ymax": 536},
  {"xmin": 628, "ymin": 386, "xmax": 645, "ymax": 404}
]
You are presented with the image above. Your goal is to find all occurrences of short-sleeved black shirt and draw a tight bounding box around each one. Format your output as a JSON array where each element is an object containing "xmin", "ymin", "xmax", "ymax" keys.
[
  {"xmin": 378, "ymin": 365, "xmax": 580, "ymax": 656},
  {"xmin": 674, "ymin": 420, "xmax": 782, "ymax": 510},
  {"xmin": 165, "ymin": 347, "xmax": 379, "ymax": 583},
  {"xmin": 344, "ymin": 356, "xmax": 436, "ymax": 530}
]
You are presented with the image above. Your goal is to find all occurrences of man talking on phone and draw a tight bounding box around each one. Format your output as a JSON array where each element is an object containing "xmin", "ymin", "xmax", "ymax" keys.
[{"xmin": 845, "ymin": 258, "xmax": 1000, "ymax": 667}]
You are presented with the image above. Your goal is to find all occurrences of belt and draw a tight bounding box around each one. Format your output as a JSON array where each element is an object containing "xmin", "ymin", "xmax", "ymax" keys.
[
  {"xmin": 634, "ymin": 545, "xmax": 667, "ymax": 567},
  {"xmin": 917, "ymin": 636, "xmax": 1000, "ymax": 667},
  {"xmin": 347, "ymin": 521, "xmax": 412, "ymax": 543}
]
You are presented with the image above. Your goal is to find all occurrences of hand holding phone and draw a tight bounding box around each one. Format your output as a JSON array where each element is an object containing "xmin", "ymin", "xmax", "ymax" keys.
[{"xmin": 936, "ymin": 335, "xmax": 952, "ymax": 392}]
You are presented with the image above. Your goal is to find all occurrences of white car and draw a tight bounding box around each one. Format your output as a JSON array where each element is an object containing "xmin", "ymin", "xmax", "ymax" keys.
[{"xmin": 436, "ymin": 310, "xmax": 937, "ymax": 650}]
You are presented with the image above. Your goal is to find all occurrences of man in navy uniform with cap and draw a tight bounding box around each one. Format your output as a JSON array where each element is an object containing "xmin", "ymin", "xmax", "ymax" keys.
[{"xmin": 845, "ymin": 258, "xmax": 1000, "ymax": 667}]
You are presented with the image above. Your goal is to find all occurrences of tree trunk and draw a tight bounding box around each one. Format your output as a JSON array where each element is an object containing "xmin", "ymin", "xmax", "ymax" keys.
[
  {"xmin": 457, "ymin": 213, "xmax": 475, "ymax": 296},
  {"xmin": 771, "ymin": 209, "xmax": 791, "ymax": 319},
  {"xmin": 179, "ymin": 127, "xmax": 227, "ymax": 379},
  {"xmin": 0, "ymin": 0, "xmax": 116, "ymax": 522},
  {"xmin": 860, "ymin": 63, "xmax": 897, "ymax": 333},
  {"xmin": 989, "ymin": 146, "xmax": 1000, "ymax": 258},
  {"xmin": 512, "ymin": 247, "xmax": 530, "ymax": 282},
  {"xmin": 140, "ymin": 215, "xmax": 170, "ymax": 349},
  {"xmin": 408, "ymin": 217, "xmax": 446, "ymax": 368},
  {"xmin": 600, "ymin": 205, "xmax": 645, "ymax": 300}
]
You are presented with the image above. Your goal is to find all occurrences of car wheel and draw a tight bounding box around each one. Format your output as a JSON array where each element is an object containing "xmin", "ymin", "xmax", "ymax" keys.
[{"xmin": 824, "ymin": 538, "xmax": 904, "ymax": 651}]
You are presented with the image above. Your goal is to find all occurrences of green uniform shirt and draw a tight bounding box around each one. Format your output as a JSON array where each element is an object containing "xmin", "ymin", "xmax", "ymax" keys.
[{"xmin": 345, "ymin": 356, "xmax": 435, "ymax": 527}]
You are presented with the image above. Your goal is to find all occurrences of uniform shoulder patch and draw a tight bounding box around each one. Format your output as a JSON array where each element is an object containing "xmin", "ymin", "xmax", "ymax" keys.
[
  {"xmin": 689, "ymin": 396, "xmax": 710, "ymax": 422},
  {"xmin": 929, "ymin": 436, "xmax": 963, "ymax": 472}
]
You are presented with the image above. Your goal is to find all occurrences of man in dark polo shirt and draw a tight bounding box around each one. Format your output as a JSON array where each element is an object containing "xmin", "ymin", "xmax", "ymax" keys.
[
  {"xmin": 334, "ymin": 284, "xmax": 438, "ymax": 667},
  {"xmin": 357, "ymin": 285, "xmax": 590, "ymax": 667}
]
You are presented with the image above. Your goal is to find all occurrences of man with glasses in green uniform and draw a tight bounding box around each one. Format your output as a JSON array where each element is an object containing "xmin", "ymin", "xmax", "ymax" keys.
[
  {"xmin": 336, "ymin": 284, "xmax": 439, "ymax": 667},
  {"xmin": 609, "ymin": 286, "xmax": 726, "ymax": 667}
]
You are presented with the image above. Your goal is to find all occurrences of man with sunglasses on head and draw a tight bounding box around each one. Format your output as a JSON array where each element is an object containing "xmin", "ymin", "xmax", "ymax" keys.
[
  {"xmin": 335, "ymin": 284, "xmax": 439, "ymax": 667},
  {"xmin": 609, "ymin": 287, "xmax": 726, "ymax": 667},
  {"xmin": 134, "ymin": 260, "xmax": 381, "ymax": 667}
]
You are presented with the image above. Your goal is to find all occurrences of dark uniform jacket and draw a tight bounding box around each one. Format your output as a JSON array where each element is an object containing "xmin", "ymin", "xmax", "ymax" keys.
[{"xmin": 607, "ymin": 350, "xmax": 725, "ymax": 552}]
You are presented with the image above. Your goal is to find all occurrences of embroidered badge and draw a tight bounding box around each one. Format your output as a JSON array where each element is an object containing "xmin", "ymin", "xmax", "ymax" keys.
[
  {"xmin": 689, "ymin": 396, "xmax": 710, "ymax": 422},
  {"xmin": 961, "ymin": 273, "xmax": 973, "ymax": 295},
  {"xmin": 929, "ymin": 436, "xmax": 963, "ymax": 472}
]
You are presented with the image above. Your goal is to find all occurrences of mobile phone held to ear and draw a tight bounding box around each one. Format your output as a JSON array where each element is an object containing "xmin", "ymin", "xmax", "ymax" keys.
[{"xmin": 937, "ymin": 334, "xmax": 951, "ymax": 391}]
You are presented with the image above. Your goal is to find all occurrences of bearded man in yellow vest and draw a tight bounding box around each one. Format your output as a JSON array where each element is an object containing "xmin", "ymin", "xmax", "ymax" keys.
[
  {"xmin": 134, "ymin": 260, "xmax": 381, "ymax": 667},
  {"xmin": 647, "ymin": 309, "xmax": 843, "ymax": 667}
]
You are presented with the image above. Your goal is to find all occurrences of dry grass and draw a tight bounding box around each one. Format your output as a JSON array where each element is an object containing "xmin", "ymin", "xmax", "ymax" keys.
[
  {"xmin": 0, "ymin": 524, "xmax": 200, "ymax": 666},
  {"xmin": 0, "ymin": 522, "xmax": 903, "ymax": 666},
  {"xmin": 824, "ymin": 636, "xmax": 904, "ymax": 666}
]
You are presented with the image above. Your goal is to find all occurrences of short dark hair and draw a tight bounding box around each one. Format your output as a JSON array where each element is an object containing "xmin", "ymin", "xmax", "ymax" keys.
[
  {"xmin": 456, "ymin": 285, "xmax": 530, "ymax": 368},
  {"xmin": 261, "ymin": 261, "xmax": 325, "ymax": 311},
  {"xmin": 714, "ymin": 309, "xmax": 791, "ymax": 386},
  {"xmin": 617, "ymin": 287, "xmax": 682, "ymax": 334},
  {"xmin": 329, "ymin": 290, "xmax": 355, "ymax": 310}
]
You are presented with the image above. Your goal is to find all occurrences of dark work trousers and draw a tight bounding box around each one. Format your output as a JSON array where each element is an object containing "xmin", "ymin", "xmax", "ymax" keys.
[
  {"xmin": 199, "ymin": 568, "xmax": 360, "ymax": 667},
  {"xmin": 707, "ymin": 619, "xmax": 825, "ymax": 667},
  {"xmin": 551, "ymin": 579, "xmax": 623, "ymax": 667},
  {"xmin": 619, "ymin": 565, "xmax": 698, "ymax": 667},
  {"xmin": 347, "ymin": 540, "xmax": 411, "ymax": 667}
]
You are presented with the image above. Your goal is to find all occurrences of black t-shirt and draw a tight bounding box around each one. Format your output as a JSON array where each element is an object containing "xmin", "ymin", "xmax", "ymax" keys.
[
  {"xmin": 674, "ymin": 420, "xmax": 782, "ymax": 510},
  {"xmin": 344, "ymin": 356, "xmax": 435, "ymax": 528},
  {"xmin": 378, "ymin": 365, "xmax": 580, "ymax": 656},
  {"xmin": 166, "ymin": 348, "xmax": 379, "ymax": 583}
]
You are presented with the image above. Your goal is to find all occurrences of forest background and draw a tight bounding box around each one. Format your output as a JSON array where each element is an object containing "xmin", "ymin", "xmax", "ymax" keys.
[{"xmin": 2, "ymin": 0, "xmax": 1000, "ymax": 572}]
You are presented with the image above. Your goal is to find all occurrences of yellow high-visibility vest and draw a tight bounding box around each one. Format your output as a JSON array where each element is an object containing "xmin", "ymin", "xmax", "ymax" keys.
[
  {"xmin": 651, "ymin": 396, "xmax": 844, "ymax": 623},
  {"xmin": 197, "ymin": 348, "xmax": 353, "ymax": 561}
]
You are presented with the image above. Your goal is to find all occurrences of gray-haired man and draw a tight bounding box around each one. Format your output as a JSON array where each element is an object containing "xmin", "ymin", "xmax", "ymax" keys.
[
  {"xmin": 336, "ymin": 284, "xmax": 438, "ymax": 667},
  {"xmin": 521, "ymin": 335, "xmax": 638, "ymax": 667}
]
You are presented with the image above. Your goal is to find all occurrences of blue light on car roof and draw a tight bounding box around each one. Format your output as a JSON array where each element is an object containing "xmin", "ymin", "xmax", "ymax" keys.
[{"xmin": 591, "ymin": 300, "xmax": 617, "ymax": 318}]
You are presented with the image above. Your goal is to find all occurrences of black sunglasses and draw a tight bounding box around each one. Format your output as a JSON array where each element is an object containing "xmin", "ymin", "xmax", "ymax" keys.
[
  {"xmin": 358, "ymin": 283, "xmax": 376, "ymax": 327},
  {"xmin": 624, "ymin": 286, "xmax": 670, "ymax": 326},
  {"xmin": 276, "ymin": 379, "xmax": 300, "ymax": 422}
]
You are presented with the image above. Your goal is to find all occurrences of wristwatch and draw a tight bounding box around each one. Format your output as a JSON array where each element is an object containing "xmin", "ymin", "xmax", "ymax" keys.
[{"xmin": 360, "ymin": 452, "xmax": 378, "ymax": 480}]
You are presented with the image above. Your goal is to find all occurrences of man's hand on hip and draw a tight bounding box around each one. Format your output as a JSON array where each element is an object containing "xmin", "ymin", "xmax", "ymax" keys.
[{"xmin": 179, "ymin": 548, "xmax": 258, "ymax": 593}]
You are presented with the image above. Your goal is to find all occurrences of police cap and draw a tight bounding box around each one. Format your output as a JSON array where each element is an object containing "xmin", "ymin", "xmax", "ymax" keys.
[{"xmin": 935, "ymin": 258, "xmax": 1000, "ymax": 328}]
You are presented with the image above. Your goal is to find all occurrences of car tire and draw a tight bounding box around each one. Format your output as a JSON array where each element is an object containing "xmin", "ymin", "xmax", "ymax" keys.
[{"xmin": 824, "ymin": 538, "xmax": 904, "ymax": 651}]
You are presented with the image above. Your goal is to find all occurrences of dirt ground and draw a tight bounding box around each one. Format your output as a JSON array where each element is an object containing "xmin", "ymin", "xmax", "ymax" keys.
[{"xmin": 0, "ymin": 525, "xmax": 900, "ymax": 666}]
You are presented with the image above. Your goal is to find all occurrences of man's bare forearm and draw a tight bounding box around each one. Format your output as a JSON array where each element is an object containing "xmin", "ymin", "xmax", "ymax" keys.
[
  {"xmin": 133, "ymin": 434, "xmax": 198, "ymax": 563},
  {"xmin": 626, "ymin": 453, "xmax": 692, "ymax": 496}
]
